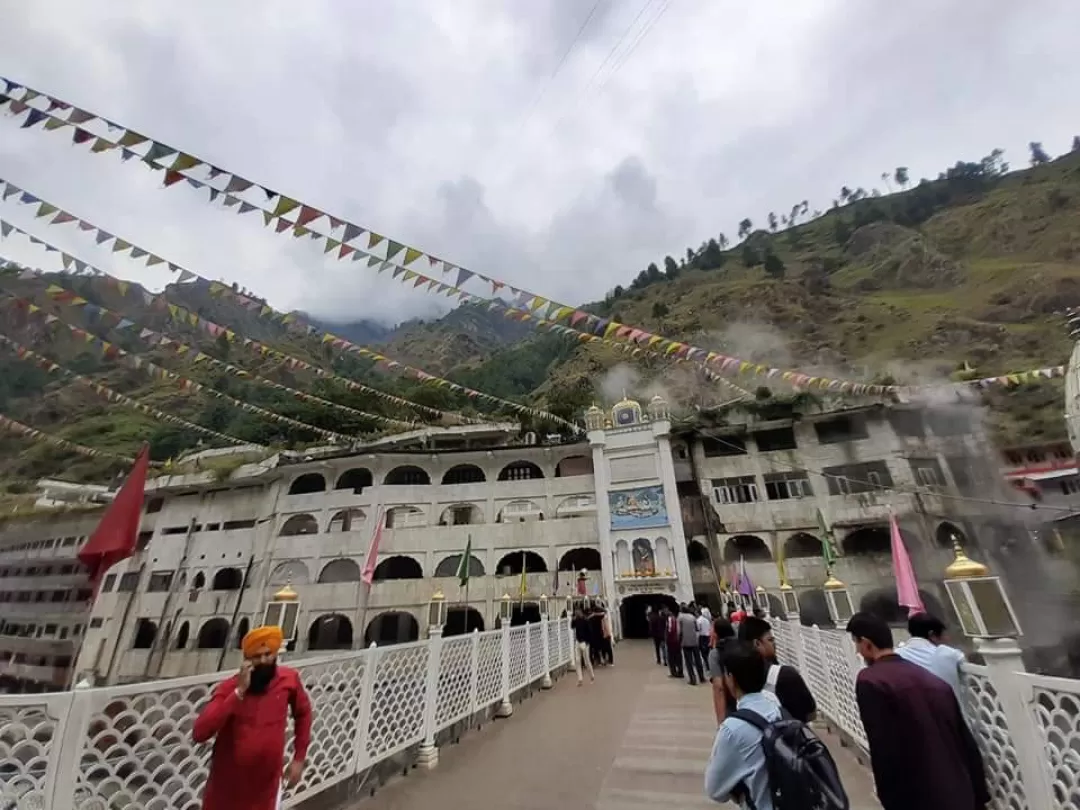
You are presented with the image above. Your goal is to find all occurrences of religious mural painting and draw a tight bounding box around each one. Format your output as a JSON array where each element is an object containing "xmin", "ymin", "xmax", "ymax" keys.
[
  {"xmin": 631, "ymin": 537, "xmax": 656, "ymax": 575},
  {"xmin": 608, "ymin": 485, "xmax": 669, "ymax": 530}
]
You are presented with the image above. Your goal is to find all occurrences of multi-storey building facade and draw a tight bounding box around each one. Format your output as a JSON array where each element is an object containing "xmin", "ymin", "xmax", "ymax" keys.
[
  {"xmin": 69, "ymin": 395, "xmax": 1049, "ymax": 686},
  {"xmin": 0, "ymin": 512, "xmax": 98, "ymax": 692}
]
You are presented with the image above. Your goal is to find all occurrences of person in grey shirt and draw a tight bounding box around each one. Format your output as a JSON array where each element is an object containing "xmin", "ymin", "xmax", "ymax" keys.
[
  {"xmin": 677, "ymin": 604, "xmax": 705, "ymax": 685},
  {"xmin": 707, "ymin": 617, "xmax": 737, "ymax": 724}
]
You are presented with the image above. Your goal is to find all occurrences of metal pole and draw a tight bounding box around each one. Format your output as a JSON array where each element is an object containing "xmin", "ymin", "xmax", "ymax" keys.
[
  {"xmin": 103, "ymin": 562, "xmax": 145, "ymax": 685},
  {"xmin": 216, "ymin": 554, "xmax": 255, "ymax": 672},
  {"xmin": 145, "ymin": 515, "xmax": 199, "ymax": 679}
]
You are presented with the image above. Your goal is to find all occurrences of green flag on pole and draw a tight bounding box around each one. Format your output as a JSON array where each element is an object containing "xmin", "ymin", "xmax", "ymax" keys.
[
  {"xmin": 455, "ymin": 536, "xmax": 472, "ymax": 588},
  {"xmin": 815, "ymin": 508, "xmax": 838, "ymax": 569}
]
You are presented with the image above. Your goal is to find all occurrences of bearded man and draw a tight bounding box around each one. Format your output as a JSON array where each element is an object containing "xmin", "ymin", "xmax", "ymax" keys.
[{"xmin": 193, "ymin": 625, "xmax": 313, "ymax": 810}]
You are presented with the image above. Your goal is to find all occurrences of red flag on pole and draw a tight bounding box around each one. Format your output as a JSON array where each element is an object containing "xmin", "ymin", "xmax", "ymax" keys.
[
  {"xmin": 361, "ymin": 507, "xmax": 386, "ymax": 586},
  {"xmin": 78, "ymin": 444, "xmax": 150, "ymax": 585}
]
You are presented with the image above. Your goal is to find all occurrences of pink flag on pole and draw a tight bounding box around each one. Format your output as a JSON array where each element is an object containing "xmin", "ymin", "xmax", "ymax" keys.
[
  {"xmin": 361, "ymin": 507, "xmax": 386, "ymax": 586},
  {"xmin": 890, "ymin": 512, "xmax": 925, "ymax": 616}
]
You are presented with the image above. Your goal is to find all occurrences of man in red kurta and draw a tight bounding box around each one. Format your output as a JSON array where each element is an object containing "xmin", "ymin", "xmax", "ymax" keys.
[{"xmin": 193, "ymin": 625, "xmax": 313, "ymax": 810}]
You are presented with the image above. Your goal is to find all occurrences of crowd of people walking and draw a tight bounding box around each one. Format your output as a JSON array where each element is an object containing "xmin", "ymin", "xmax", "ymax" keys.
[
  {"xmin": 700, "ymin": 605, "xmax": 990, "ymax": 810},
  {"xmin": 570, "ymin": 603, "xmax": 614, "ymax": 684}
]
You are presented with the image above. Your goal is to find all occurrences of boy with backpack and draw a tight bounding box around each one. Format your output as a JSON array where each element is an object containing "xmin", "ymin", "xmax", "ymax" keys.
[
  {"xmin": 705, "ymin": 641, "xmax": 848, "ymax": 810},
  {"xmin": 738, "ymin": 616, "xmax": 817, "ymax": 723}
]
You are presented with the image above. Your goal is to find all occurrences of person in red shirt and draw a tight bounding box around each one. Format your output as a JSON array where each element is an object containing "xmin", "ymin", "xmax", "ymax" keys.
[{"xmin": 193, "ymin": 625, "xmax": 313, "ymax": 810}]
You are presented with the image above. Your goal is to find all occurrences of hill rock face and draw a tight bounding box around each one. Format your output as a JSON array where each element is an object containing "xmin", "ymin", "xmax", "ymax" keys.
[{"xmin": 1, "ymin": 147, "xmax": 1079, "ymax": 486}]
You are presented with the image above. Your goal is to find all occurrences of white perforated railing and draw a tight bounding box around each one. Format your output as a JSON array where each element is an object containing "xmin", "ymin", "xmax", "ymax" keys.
[
  {"xmin": 0, "ymin": 618, "xmax": 573, "ymax": 810},
  {"xmin": 772, "ymin": 618, "xmax": 1079, "ymax": 810}
]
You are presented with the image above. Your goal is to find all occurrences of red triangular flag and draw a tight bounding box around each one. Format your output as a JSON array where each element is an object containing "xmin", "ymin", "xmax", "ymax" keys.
[{"xmin": 78, "ymin": 445, "xmax": 150, "ymax": 585}]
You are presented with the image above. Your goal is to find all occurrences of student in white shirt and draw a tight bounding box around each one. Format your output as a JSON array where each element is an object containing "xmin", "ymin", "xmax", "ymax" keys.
[
  {"xmin": 897, "ymin": 612, "xmax": 966, "ymax": 700},
  {"xmin": 696, "ymin": 609, "xmax": 712, "ymax": 660}
]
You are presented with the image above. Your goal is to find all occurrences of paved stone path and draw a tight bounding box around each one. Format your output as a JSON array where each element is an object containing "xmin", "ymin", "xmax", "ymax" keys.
[{"xmin": 351, "ymin": 642, "xmax": 880, "ymax": 810}]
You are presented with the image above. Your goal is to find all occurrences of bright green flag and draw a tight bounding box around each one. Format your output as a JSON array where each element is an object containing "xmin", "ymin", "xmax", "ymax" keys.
[
  {"xmin": 816, "ymin": 508, "xmax": 838, "ymax": 568},
  {"xmin": 455, "ymin": 537, "xmax": 472, "ymax": 587}
]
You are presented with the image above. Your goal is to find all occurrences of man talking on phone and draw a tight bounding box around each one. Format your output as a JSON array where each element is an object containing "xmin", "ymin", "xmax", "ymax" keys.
[{"xmin": 193, "ymin": 625, "xmax": 313, "ymax": 810}]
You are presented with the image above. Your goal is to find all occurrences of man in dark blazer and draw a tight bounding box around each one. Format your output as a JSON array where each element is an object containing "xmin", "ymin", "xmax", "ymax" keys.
[{"xmin": 847, "ymin": 612, "xmax": 989, "ymax": 810}]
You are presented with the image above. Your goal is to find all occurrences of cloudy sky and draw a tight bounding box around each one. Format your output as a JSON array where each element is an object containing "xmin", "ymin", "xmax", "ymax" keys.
[{"xmin": 0, "ymin": 1, "xmax": 1077, "ymax": 327}]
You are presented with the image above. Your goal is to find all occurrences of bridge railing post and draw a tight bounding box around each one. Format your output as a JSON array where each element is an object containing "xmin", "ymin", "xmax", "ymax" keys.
[
  {"xmin": 496, "ymin": 621, "xmax": 513, "ymax": 717},
  {"xmin": 975, "ymin": 638, "xmax": 1054, "ymax": 807},
  {"xmin": 351, "ymin": 643, "xmax": 380, "ymax": 774},
  {"xmin": 468, "ymin": 628, "xmax": 480, "ymax": 715},
  {"xmin": 540, "ymin": 617, "xmax": 553, "ymax": 689},
  {"xmin": 417, "ymin": 631, "xmax": 443, "ymax": 769}
]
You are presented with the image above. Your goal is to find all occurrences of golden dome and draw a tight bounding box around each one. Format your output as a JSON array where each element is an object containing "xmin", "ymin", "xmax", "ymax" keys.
[
  {"xmin": 585, "ymin": 404, "xmax": 603, "ymax": 415},
  {"xmin": 779, "ymin": 581, "xmax": 794, "ymax": 592},
  {"xmin": 944, "ymin": 542, "xmax": 989, "ymax": 579},
  {"xmin": 823, "ymin": 572, "xmax": 847, "ymax": 591},
  {"xmin": 273, "ymin": 583, "xmax": 299, "ymax": 601},
  {"xmin": 755, "ymin": 585, "xmax": 766, "ymax": 594},
  {"xmin": 431, "ymin": 590, "xmax": 445, "ymax": 601}
]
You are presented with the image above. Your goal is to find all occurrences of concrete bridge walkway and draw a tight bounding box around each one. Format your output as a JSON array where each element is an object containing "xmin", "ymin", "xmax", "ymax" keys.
[{"xmin": 350, "ymin": 642, "xmax": 881, "ymax": 810}]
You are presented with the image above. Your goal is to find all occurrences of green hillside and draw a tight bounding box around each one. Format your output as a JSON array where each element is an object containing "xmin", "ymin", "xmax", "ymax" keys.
[{"xmin": 2, "ymin": 141, "xmax": 1079, "ymax": 489}]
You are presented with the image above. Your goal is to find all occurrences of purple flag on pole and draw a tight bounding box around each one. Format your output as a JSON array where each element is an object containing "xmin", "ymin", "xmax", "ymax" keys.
[{"xmin": 737, "ymin": 555, "xmax": 754, "ymax": 596}]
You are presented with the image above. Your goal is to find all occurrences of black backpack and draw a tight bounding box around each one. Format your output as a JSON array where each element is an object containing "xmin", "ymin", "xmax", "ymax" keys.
[{"xmin": 729, "ymin": 709, "xmax": 849, "ymax": 810}]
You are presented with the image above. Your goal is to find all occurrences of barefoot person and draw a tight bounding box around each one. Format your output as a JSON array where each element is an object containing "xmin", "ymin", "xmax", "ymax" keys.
[{"xmin": 193, "ymin": 625, "xmax": 313, "ymax": 810}]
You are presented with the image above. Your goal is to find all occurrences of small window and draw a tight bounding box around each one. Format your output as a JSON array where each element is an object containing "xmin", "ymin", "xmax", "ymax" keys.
[
  {"xmin": 702, "ymin": 436, "xmax": 747, "ymax": 457},
  {"xmin": 147, "ymin": 572, "xmax": 175, "ymax": 593},
  {"xmin": 136, "ymin": 531, "xmax": 153, "ymax": 551},
  {"xmin": 711, "ymin": 476, "xmax": 760, "ymax": 505},
  {"xmin": 90, "ymin": 618, "xmax": 104, "ymax": 629},
  {"xmin": 204, "ymin": 522, "xmax": 221, "ymax": 532},
  {"xmin": 145, "ymin": 497, "xmax": 165, "ymax": 514},
  {"xmin": 102, "ymin": 574, "xmax": 118, "ymax": 593},
  {"xmin": 813, "ymin": 415, "xmax": 869, "ymax": 444},
  {"xmin": 117, "ymin": 573, "xmax": 140, "ymax": 592},
  {"xmin": 222, "ymin": 519, "xmax": 257, "ymax": 530},
  {"xmin": 161, "ymin": 525, "xmax": 198, "ymax": 536},
  {"xmin": 753, "ymin": 427, "xmax": 798, "ymax": 452},
  {"xmin": 763, "ymin": 471, "xmax": 813, "ymax": 500}
]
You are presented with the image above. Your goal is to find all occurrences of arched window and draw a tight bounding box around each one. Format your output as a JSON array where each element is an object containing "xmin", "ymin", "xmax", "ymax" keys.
[
  {"xmin": 196, "ymin": 618, "xmax": 230, "ymax": 649},
  {"xmin": 498, "ymin": 460, "xmax": 544, "ymax": 481},
  {"xmin": 496, "ymin": 551, "xmax": 548, "ymax": 575},
  {"xmin": 555, "ymin": 455, "xmax": 593, "ymax": 477},
  {"xmin": 364, "ymin": 611, "xmax": 420, "ymax": 646},
  {"xmin": 269, "ymin": 560, "xmax": 310, "ymax": 585},
  {"xmin": 192, "ymin": 572, "xmax": 206, "ymax": 590},
  {"xmin": 308, "ymin": 614, "xmax": 354, "ymax": 651},
  {"xmin": 335, "ymin": 468, "xmax": 372, "ymax": 492},
  {"xmin": 372, "ymin": 556, "xmax": 424, "ymax": 581},
  {"xmin": 497, "ymin": 500, "xmax": 543, "ymax": 523},
  {"xmin": 438, "ymin": 503, "xmax": 483, "ymax": 526},
  {"xmin": 132, "ymin": 619, "xmax": 157, "ymax": 650},
  {"xmin": 174, "ymin": 621, "xmax": 190, "ymax": 650},
  {"xmin": 441, "ymin": 464, "xmax": 486, "ymax": 485},
  {"xmin": 386, "ymin": 506, "xmax": 425, "ymax": 529},
  {"xmin": 317, "ymin": 558, "xmax": 363, "ymax": 584},
  {"xmin": 384, "ymin": 465, "xmax": 431, "ymax": 486},
  {"xmin": 842, "ymin": 527, "xmax": 891, "ymax": 556},
  {"xmin": 723, "ymin": 535, "xmax": 772, "ymax": 562},
  {"xmin": 434, "ymin": 554, "xmax": 485, "ymax": 578},
  {"xmin": 784, "ymin": 533, "xmax": 822, "ymax": 559},
  {"xmin": 280, "ymin": 514, "xmax": 319, "ymax": 536},
  {"xmin": 328, "ymin": 508, "xmax": 366, "ymax": 532},
  {"xmin": 686, "ymin": 540, "xmax": 710, "ymax": 564},
  {"xmin": 558, "ymin": 547, "xmax": 602, "ymax": 571},
  {"xmin": 289, "ymin": 473, "xmax": 326, "ymax": 495},
  {"xmin": 234, "ymin": 617, "xmax": 251, "ymax": 649},
  {"xmin": 212, "ymin": 567, "xmax": 243, "ymax": 591},
  {"xmin": 555, "ymin": 495, "xmax": 595, "ymax": 518}
]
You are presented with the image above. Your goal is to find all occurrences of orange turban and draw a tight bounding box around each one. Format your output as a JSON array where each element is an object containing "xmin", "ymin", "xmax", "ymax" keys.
[{"xmin": 241, "ymin": 625, "xmax": 284, "ymax": 658}]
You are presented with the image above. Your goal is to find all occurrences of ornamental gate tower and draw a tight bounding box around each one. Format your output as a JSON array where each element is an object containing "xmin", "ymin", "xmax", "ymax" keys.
[{"xmin": 585, "ymin": 395, "xmax": 695, "ymax": 639}]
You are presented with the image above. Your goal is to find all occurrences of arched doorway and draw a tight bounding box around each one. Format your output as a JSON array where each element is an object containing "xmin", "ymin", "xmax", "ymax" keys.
[
  {"xmin": 444, "ymin": 607, "xmax": 485, "ymax": 636},
  {"xmin": 372, "ymin": 556, "xmax": 424, "ymax": 580},
  {"xmin": 510, "ymin": 602, "xmax": 542, "ymax": 626},
  {"xmin": 364, "ymin": 611, "xmax": 421, "ymax": 646},
  {"xmin": 797, "ymin": 589, "xmax": 833, "ymax": 628},
  {"xmin": 619, "ymin": 593, "xmax": 678, "ymax": 639},
  {"xmin": 842, "ymin": 526, "xmax": 890, "ymax": 555},
  {"xmin": 784, "ymin": 533, "xmax": 821, "ymax": 558},
  {"xmin": 308, "ymin": 614, "xmax": 354, "ymax": 650},
  {"xmin": 858, "ymin": 588, "xmax": 906, "ymax": 625},
  {"xmin": 723, "ymin": 535, "xmax": 772, "ymax": 562},
  {"xmin": 496, "ymin": 551, "xmax": 548, "ymax": 575},
  {"xmin": 935, "ymin": 521, "xmax": 967, "ymax": 549}
]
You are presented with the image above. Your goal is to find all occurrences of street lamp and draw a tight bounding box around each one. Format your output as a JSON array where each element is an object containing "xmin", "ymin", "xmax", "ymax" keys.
[
  {"xmin": 943, "ymin": 540, "xmax": 1021, "ymax": 639},
  {"xmin": 755, "ymin": 585, "xmax": 770, "ymax": 615},
  {"xmin": 500, "ymin": 593, "xmax": 514, "ymax": 623},
  {"xmin": 539, "ymin": 593, "xmax": 549, "ymax": 617},
  {"xmin": 263, "ymin": 581, "xmax": 301, "ymax": 650},
  {"xmin": 779, "ymin": 581, "xmax": 800, "ymax": 617},
  {"xmin": 427, "ymin": 590, "xmax": 447, "ymax": 638},
  {"xmin": 823, "ymin": 571, "xmax": 854, "ymax": 626}
]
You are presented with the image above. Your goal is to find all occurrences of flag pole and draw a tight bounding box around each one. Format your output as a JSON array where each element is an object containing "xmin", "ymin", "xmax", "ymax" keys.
[{"xmin": 464, "ymin": 534, "xmax": 471, "ymax": 611}]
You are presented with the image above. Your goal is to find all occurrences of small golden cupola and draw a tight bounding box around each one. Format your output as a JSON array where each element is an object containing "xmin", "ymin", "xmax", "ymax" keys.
[{"xmin": 611, "ymin": 392, "xmax": 643, "ymax": 427}]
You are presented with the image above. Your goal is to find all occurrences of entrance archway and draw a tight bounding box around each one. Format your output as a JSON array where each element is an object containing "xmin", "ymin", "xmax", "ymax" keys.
[
  {"xmin": 510, "ymin": 602, "xmax": 542, "ymax": 626},
  {"xmin": 444, "ymin": 607, "xmax": 485, "ymax": 636},
  {"xmin": 619, "ymin": 593, "xmax": 678, "ymax": 639}
]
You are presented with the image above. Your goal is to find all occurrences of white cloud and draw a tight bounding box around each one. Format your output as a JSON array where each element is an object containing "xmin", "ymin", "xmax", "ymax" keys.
[{"xmin": 0, "ymin": 0, "xmax": 1077, "ymax": 326}]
